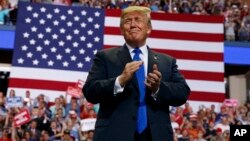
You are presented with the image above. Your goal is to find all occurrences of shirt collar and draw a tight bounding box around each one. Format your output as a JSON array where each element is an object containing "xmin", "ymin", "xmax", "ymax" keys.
[{"xmin": 126, "ymin": 43, "xmax": 148, "ymax": 55}]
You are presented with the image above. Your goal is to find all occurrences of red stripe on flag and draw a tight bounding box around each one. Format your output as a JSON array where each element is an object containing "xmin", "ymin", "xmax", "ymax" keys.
[
  {"xmin": 189, "ymin": 91, "xmax": 225, "ymax": 102},
  {"xmin": 105, "ymin": 9, "xmax": 121, "ymax": 17},
  {"xmin": 151, "ymin": 13, "xmax": 224, "ymax": 23},
  {"xmin": 152, "ymin": 49, "xmax": 223, "ymax": 61},
  {"xmin": 104, "ymin": 27, "xmax": 223, "ymax": 42},
  {"xmin": 105, "ymin": 9, "xmax": 224, "ymax": 23},
  {"xmin": 9, "ymin": 78, "xmax": 75, "ymax": 91},
  {"xmin": 150, "ymin": 30, "xmax": 224, "ymax": 42},
  {"xmin": 181, "ymin": 70, "xmax": 224, "ymax": 82}
]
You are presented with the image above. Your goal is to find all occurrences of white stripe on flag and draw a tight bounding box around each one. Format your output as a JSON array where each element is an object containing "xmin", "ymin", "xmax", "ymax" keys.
[
  {"xmin": 105, "ymin": 17, "xmax": 223, "ymax": 33},
  {"xmin": 9, "ymin": 67, "xmax": 88, "ymax": 82},
  {"xmin": 104, "ymin": 35, "xmax": 223, "ymax": 53},
  {"xmin": 177, "ymin": 59, "xmax": 224, "ymax": 73},
  {"xmin": 186, "ymin": 79, "xmax": 225, "ymax": 93}
]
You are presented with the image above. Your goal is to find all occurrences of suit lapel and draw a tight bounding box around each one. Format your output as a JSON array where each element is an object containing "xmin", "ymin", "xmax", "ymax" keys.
[
  {"xmin": 147, "ymin": 47, "xmax": 156, "ymax": 76},
  {"xmin": 117, "ymin": 44, "xmax": 132, "ymax": 66},
  {"xmin": 147, "ymin": 47, "xmax": 158, "ymax": 95}
]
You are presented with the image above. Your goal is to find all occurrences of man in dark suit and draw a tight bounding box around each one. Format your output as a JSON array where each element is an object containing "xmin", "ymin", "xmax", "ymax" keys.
[{"xmin": 83, "ymin": 6, "xmax": 190, "ymax": 141}]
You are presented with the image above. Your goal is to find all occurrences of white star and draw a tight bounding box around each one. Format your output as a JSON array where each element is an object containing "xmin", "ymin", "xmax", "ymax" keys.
[
  {"xmin": 45, "ymin": 27, "xmax": 52, "ymax": 33},
  {"xmin": 30, "ymin": 39, "xmax": 36, "ymax": 45},
  {"xmin": 77, "ymin": 62, "xmax": 83, "ymax": 68},
  {"xmin": 81, "ymin": 22, "xmax": 86, "ymax": 28},
  {"xmin": 73, "ymin": 42, "xmax": 79, "ymax": 47},
  {"xmin": 60, "ymin": 28, "xmax": 66, "ymax": 34},
  {"xmin": 52, "ymin": 34, "xmax": 58, "ymax": 39},
  {"xmin": 65, "ymin": 48, "xmax": 71, "ymax": 53},
  {"xmin": 36, "ymin": 46, "xmax": 42, "ymax": 51},
  {"xmin": 48, "ymin": 60, "xmax": 54, "ymax": 66},
  {"xmin": 88, "ymin": 17, "xmax": 93, "ymax": 22},
  {"xmin": 80, "ymin": 36, "xmax": 86, "ymax": 41},
  {"xmin": 27, "ymin": 52, "xmax": 33, "ymax": 58},
  {"xmin": 21, "ymin": 45, "xmax": 28, "ymax": 51},
  {"xmin": 79, "ymin": 49, "xmax": 85, "ymax": 54},
  {"xmin": 33, "ymin": 12, "xmax": 39, "ymax": 18},
  {"xmin": 68, "ymin": 9, "xmax": 73, "ymax": 15},
  {"xmin": 71, "ymin": 55, "xmax": 77, "ymax": 61},
  {"xmin": 31, "ymin": 26, "xmax": 37, "ymax": 32},
  {"xmin": 38, "ymin": 33, "xmax": 44, "ymax": 39},
  {"xmin": 58, "ymin": 41, "xmax": 65, "ymax": 46},
  {"xmin": 94, "ymin": 37, "xmax": 100, "ymax": 42},
  {"xmin": 73, "ymin": 29, "xmax": 79, "ymax": 34},
  {"xmin": 18, "ymin": 58, "xmax": 24, "ymax": 64},
  {"xmin": 87, "ymin": 30, "xmax": 93, "ymax": 35},
  {"xmin": 94, "ymin": 24, "xmax": 100, "ymax": 29},
  {"xmin": 54, "ymin": 8, "xmax": 60, "ymax": 13},
  {"xmin": 60, "ymin": 15, "xmax": 66, "ymax": 20},
  {"xmin": 63, "ymin": 61, "xmax": 69, "ymax": 67},
  {"xmin": 53, "ymin": 20, "xmax": 59, "ymax": 26},
  {"xmin": 81, "ymin": 10, "xmax": 87, "ymax": 16},
  {"xmin": 74, "ymin": 16, "xmax": 80, "ymax": 21},
  {"xmin": 26, "ymin": 6, "xmax": 32, "ymax": 11},
  {"xmin": 42, "ymin": 53, "xmax": 48, "ymax": 59},
  {"xmin": 51, "ymin": 47, "xmax": 57, "ymax": 52},
  {"xmin": 23, "ymin": 32, "xmax": 29, "ymax": 38},
  {"xmin": 33, "ymin": 59, "xmax": 39, "ymax": 65},
  {"xmin": 85, "ymin": 56, "xmax": 91, "ymax": 62},
  {"xmin": 66, "ymin": 35, "xmax": 72, "ymax": 40},
  {"xmin": 93, "ymin": 49, "xmax": 98, "ymax": 54},
  {"xmin": 87, "ymin": 42, "xmax": 93, "ymax": 48},
  {"xmin": 95, "ymin": 11, "xmax": 100, "ymax": 17},
  {"xmin": 44, "ymin": 40, "xmax": 50, "ymax": 45},
  {"xmin": 67, "ymin": 21, "xmax": 73, "ymax": 27},
  {"xmin": 47, "ymin": 14, "xmax": 53, "ymax": 19},
  {"xmin": 25, "ymin": 18, "xmax": 31, "ymax": 23},
  {"xmin": 40, "ymin": 7, "xmax": 46, "ymax": 12},
  {"xmin": 39, "ymin": 19, "xmax": 45, "ymax": 24},
  {"xmin": 56, "ymin": 54, "xmax": 62, "ymax": 60}
]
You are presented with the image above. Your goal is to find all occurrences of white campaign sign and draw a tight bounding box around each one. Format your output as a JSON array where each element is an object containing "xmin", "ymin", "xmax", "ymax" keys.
[{"xmin": 81, "ymin": 118, "xmax": 96, "ymax": 131}]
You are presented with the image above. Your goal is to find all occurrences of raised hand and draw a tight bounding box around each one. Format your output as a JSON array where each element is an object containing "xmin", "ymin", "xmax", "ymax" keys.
[
  {"xmin": 118, "ymin": 61, "xmax": 143, "ymax": 87},
  {"xmin": 145, "ymin": 64, "xmax": 162, "ymax": 93}
]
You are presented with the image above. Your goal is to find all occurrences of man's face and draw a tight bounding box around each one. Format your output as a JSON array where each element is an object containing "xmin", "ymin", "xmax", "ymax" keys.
[{"xmin": 120, "ymin": 11, "xmax": 151, "ymax": 47}]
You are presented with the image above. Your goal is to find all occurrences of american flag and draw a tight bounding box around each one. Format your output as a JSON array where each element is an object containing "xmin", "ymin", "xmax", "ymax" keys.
[{"xmin": 8, "ymin": 2, "xmax": 225, "ymax": 111}]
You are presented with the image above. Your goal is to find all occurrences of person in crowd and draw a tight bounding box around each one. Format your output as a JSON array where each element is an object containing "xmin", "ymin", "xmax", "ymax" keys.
[
  {"xmin": 203, "ymin": 121, "xmax": 216, "ymax": 141},
  {"xmin": 214, "ymin": 115, "xmax": 230, "ymax": 133},
  {"xmin": 50, "ymin": 97, "xmax": 65, "ymax": 119},
  {"xmin": 47, "ymin": 120, "xmax": 62, "ymax": 140},
  {"xmin": 8, "ymin": 89, "xmax": 15, "ymax": 97},
  {"xmin": 26, "ymin": 120, "xmax": 42, "ymax": 140},
  {"xmin": 61, "ymin": 129, "xmax": 72, "ymax": 141},
  {"xmin": 83, "ymin": 6, "xmax": 190, "ymax": 141},
  {"xmin": 0, "ymin": 91, "xmax": 5, "ymax": 105},
  {"xmin": 65, "ymin": 97, "xmax": 80, "ymax": 116}
]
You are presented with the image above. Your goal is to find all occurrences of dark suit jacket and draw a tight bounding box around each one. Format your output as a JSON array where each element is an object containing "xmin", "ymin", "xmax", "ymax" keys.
[{"xmin": 83, "ymin": 45, "xmax": 190, "ymax": 141}]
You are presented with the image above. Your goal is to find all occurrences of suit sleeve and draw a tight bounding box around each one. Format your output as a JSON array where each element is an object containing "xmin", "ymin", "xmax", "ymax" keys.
[
  {"xmin": 156, "ymin": 58, "xmax": 190, "ymax": 106},
  {"xmin": 83, "ymin": 51, "xmax": 117, "ymax": 104}
]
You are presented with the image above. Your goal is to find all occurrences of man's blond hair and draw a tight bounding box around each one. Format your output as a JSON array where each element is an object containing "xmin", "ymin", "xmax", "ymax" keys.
[{"xmin": 120, "ymin": 6, "xmax": 152, "ymax": 28}]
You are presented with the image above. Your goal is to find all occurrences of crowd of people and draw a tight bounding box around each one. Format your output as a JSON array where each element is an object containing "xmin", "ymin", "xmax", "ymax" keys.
[
  {"xmin": 0, "ymin": 89, "xmax": 97, "ymax": 141},
  {"xmin": 1, "ymin": 89, "xmax": 250, "ymax": 141},
  {"xmin": 0, "ymin": 0, "xmax": 250, "ymax": 41}
]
